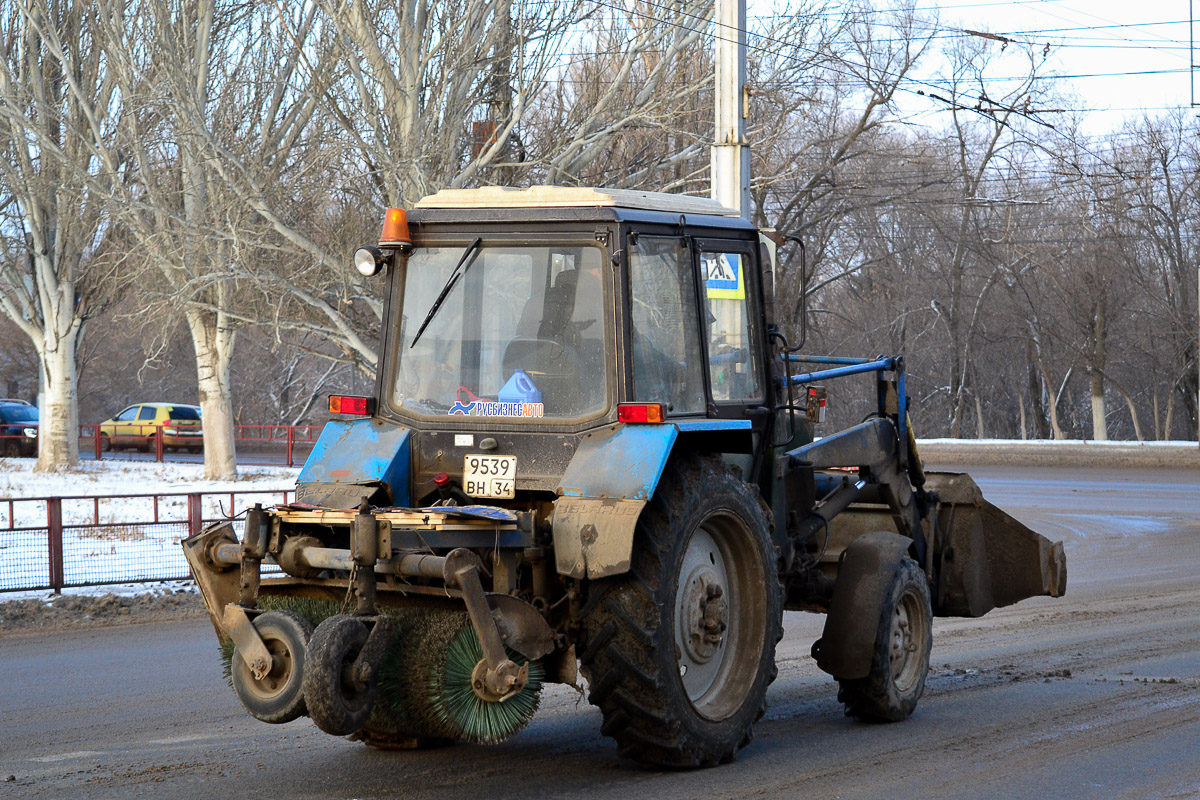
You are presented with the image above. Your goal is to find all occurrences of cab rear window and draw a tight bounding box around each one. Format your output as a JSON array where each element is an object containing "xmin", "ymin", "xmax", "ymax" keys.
[{"xmin": 169, "ymin": 406, "xmax": 201, "ymax": 421}]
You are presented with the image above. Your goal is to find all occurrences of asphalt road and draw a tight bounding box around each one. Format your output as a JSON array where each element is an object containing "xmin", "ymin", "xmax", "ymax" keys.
[{"xmin": 2, "ymin": 465, "xmax": 1199, "ymax": 800}]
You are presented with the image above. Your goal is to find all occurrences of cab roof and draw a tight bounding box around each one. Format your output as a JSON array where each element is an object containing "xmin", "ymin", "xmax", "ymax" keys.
[
  {"xmin": 409, "ymin": 186, "xmax": 755, "ymax": 233},
  {"xmin": 414, "ymin": 186, "xmax": 741, "ymax": 216}
]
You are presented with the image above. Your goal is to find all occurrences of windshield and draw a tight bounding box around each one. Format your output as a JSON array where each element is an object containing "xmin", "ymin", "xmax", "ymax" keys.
[{"xmin": 393, "ymin": 244, "xmax": 607, "ymax": 420}]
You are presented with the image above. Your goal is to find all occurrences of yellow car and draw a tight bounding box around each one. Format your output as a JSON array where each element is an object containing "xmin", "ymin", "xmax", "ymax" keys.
[{"xmin": 99, "ymin": 402, "xmax": 203, "ymax": 453}]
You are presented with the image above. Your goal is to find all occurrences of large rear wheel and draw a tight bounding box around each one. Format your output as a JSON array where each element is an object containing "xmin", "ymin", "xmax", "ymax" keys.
[
  {"xmin": 579, "ymin": 455, "xmax": 782, "ymax": 768},
  {"xmin": 837, "ymin": 557, "xmax": 932, "ymax": 721}
]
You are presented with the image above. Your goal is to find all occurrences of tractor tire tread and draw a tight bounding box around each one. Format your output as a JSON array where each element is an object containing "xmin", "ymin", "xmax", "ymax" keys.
[
  {"xmin": 578, "ymin": 454, "xmax": 782, "ymax": 769},
  {"xmin": 303, "ymin": 615, "xmax": 374, "ymax": 736},
  {"xmin": 836, "ymin": 557, "xmax": 932, "ymax": 722}
]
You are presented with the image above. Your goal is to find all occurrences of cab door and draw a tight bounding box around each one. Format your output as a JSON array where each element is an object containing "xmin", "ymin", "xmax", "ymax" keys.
[
  {"xmin": 695, "ymin": 241, "xmax": 766, "ymax": 408},
  {"xmin": 626, "ymin": 235, "xmax": 706, "ymax": 412},
  {"xmin": 625, "ymin": 234, "xmax": 768, "ymax": 417},
  {"xmin": 694, "ymin": 239, "xmax": 770, "ymax": 480}
]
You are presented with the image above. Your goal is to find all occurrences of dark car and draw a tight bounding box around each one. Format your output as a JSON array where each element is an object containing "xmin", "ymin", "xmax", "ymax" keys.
[{"xmin": 0, "ymin": 402, "xmax": 38, "ymax": 457}]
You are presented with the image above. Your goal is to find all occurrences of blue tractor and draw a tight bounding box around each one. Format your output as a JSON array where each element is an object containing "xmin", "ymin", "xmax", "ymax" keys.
[{"xmin": 185, "ymin": 187, "xmax": 1065, "ymax": 767}]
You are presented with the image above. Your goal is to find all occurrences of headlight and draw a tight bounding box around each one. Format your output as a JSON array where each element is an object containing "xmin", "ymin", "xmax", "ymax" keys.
[
  {"xmin": 23, "ymin": 427, "xmax": 36, "ymax": 438},
  {"xmin": 354, "ymin": 245, "xmax": 388, "ymax": 277}
]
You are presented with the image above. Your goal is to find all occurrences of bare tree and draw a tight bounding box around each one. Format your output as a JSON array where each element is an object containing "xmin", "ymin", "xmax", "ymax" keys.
[
  {"xmin": 96, "ymin": 1, "xmax": 352, "ymax": 477},
  {"xmin": 89, "ymin": 0, "xmax": 255, "ymax": 478},
  {"xmin": 751, "ymin": 0, "xmax": 935, "ymax": 339},
  {"xmin": 0, "ymin": 1, "xmax": 125, "ymax": 470},
  {"xmin": 527, "ymin": 0, "xmax": 715, "ymax": 189},
  {"xmin": 917, "ymin": 35, "xmax": 1050, "ymax": 437},
  {"xmin": 1111, "ymin": 111, "xmax": 1200, "ymax": 440}
]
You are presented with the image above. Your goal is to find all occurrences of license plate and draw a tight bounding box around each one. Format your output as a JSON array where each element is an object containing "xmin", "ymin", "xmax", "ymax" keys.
[{"xmin": 463, "ymin": 454, "xmax": 517, "ymax": 499}]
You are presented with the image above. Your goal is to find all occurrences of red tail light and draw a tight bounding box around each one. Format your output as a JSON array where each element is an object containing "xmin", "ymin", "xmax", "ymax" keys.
[
  {"xmin": 617, "ymin": 403, "xmax": 666, "ymax": 424},
  {"xmin": 329, "ymin": 395, "xmax": 374, "ymax": 415}
]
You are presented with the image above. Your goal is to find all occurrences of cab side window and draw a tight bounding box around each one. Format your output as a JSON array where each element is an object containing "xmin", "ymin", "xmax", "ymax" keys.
[
  {"xmin": 115, "ymin": 407, "xmax": 138, "ymax": 422},
  {"xmin": 699, "ymin": 248, "xmax": 763, "ymax": 404},
  {"xmin": 137, "ymin": 406, "xmax": 156, "ymax": 421},
  {"xmin": 628, "ymin": 236, "xmax": 705, "ymax": 414}
]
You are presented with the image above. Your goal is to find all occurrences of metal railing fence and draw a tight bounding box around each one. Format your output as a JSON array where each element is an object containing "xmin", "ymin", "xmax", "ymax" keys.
[
  {"xmin": 0, "ymin": 489, "xmax": 292, "ymax": 594},
  {"xmin": 0, "ymin": 424, "xmax": 321, "ymax": 467}
]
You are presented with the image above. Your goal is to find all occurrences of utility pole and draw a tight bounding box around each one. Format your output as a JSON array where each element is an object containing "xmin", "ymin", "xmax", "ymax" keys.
[{"xmin": 711, "ymin": 0, "xmax": 750, "ymax": 219}]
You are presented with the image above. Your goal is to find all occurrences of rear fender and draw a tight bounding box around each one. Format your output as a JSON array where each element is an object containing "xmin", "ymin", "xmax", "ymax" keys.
[
  {"xmin": 296, "ymin": 419, "xmax": 411, "ymax": 508},
  {"xmin": 816, "ymin": 530, "xmax": 912, "ymax": 680},
  {"xmin": 551, "ymin": 421, "xmax": 756, "ymax": 579},
  {"xmin": 552, "ymin": 424, "xmax": 675, "ymax": 579}
]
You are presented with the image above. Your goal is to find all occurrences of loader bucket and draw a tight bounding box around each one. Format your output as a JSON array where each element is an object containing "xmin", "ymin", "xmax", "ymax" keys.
[{"xmin": 924, "ymin": 471, "xmax": 1066, "ymax": 618}]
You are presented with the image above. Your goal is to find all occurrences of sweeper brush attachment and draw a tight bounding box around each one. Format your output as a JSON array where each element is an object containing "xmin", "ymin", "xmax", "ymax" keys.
[
  {"xmin": 216, "ymin": 600, "xmax": 544, "ymax": 747},
  {"xmin": 377, "ymin": 609, "xmax": 544, "ymax": 745}
]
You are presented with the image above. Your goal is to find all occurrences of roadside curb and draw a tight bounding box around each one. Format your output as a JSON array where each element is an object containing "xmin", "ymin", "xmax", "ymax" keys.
[{"xmin": 916, "ymin": 440, "xmax": 1200, "ymax": 470}]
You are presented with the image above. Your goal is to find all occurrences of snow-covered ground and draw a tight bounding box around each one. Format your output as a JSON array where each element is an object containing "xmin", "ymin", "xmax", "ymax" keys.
[
  {"xmin": 0, "ymin": 459, "xmax": 298, "ymax": 599},
  {"xmin": 0, "ymin": 457, "xmax": 299, "ymax": 499}
]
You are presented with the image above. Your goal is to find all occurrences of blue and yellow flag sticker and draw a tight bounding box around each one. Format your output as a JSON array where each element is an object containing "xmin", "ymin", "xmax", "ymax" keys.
[{"xmin": 704, "ymin": 253, "xmax": 745, "ymax": 300}]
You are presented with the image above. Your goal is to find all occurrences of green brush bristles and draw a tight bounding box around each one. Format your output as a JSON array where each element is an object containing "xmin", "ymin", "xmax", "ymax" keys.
[
  {"xmin": 431, "ymin": 615, "xmax": 545, "ymax": 745},
  {"xmin": 374, "ymin": 608, "xmax": 545, "ymax": 746},
  {"xmin": 257, "ymin": 595, "xmax": 342, "ymax": 629},
  {"xmin": 360, "ymin": 608, "xmax": 459, "ymax": 748},
  {"xmin": 376, "ymin": 609, "xmax": 474, "ymax": 741},
  {"xmin": 219, "ymin": 635, "xmax": 235, "ymax": 687}
]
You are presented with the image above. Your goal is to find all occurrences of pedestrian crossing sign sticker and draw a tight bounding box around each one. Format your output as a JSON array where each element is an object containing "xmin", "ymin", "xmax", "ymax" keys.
[{"xmin": 704, "ymin": 253, "xmax": 745, "ymax": 300}]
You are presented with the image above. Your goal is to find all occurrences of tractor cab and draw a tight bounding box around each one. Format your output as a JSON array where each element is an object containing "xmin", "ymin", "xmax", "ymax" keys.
[{"xmin": 323, "ymin": 186, "xmax": 776, "ymax": 511}]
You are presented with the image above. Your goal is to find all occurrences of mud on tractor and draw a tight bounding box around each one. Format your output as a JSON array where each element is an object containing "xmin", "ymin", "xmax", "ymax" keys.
[{"xmin": 184, "ymin": 186, "xmax": 1066, "ymax": 767}]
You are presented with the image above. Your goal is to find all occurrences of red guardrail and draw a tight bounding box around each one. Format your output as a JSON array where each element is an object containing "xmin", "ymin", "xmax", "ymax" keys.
[
  {"xmin": 0, "ymin": 488, "xmax": 294, "ymax": 594},
  {"xmin": 0, "ymin": 424, "xmax": 322, "ymax": 467}
]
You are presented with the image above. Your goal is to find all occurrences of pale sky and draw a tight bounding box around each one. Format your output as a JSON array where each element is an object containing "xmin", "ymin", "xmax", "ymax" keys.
[{"xmin": 930, "ymin": 1, "xmax": 1192, "ymax": 132}]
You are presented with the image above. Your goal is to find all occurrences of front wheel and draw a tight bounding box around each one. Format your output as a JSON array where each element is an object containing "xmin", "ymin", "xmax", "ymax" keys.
[
  {"xmin": 579, "ymin": 455, "xmax": 782, "ymax": 768},
  {"xmin": 837, "ymin": 557, "xmax": 932, "ymax": 721},
  {"xmin": 99, "ymin": 434, "xmax": 111, "ymax": 453}
]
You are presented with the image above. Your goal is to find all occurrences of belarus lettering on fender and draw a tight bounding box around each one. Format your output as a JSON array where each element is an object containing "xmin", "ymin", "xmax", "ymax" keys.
[{"xmin": 448, "ymin": 400, "xmax": 545, "ymax": 418}]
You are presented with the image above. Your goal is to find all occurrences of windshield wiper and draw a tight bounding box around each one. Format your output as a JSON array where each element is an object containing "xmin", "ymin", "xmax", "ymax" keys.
[{"xmin": 409, "ymin": 237, "xmax": 482, "ymax": 349}]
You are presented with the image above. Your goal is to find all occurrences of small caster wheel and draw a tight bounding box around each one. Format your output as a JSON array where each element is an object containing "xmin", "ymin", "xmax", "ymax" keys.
[
  {"xmin": 303, "ymin": 615, "xmax": 377, "ymax": 736},
  {"xmin": 231, "ymin": 610, "xmax": 314, "ymax": 724}
]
